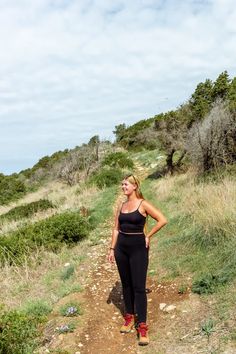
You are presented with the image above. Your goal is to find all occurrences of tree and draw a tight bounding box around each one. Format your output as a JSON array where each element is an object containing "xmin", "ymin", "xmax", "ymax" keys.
[
  {"xmin": 154, "ymin": 106, "xmax": 189, "ymax": 174},
  {"xmin": 88, "ymin": 135, "xmax": 100, "ymax": 161},
  {"xmin": 212, "ymin": 71, "xmax": 231, "ymax": 101},
  {"xmin": 113, "ymin": 124, "xmax": 126, "ymax": 143},
  {"xmin": 189, "ymin": 79, "xmax": 213, "ymax": 123}
]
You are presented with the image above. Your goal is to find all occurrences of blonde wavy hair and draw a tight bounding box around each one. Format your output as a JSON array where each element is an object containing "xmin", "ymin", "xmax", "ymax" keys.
[{"xmin": 124, "ymin": 174, "xmax": 144, "ymax": 199}]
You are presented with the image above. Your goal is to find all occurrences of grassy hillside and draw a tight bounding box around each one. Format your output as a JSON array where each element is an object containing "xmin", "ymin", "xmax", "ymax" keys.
[{"xmin": 0, "ymin": 148, "xmax": 235, "ymax": 352}]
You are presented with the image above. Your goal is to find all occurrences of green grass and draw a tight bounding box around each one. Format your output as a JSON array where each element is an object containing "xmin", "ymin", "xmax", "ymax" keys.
[
  {"xmin": 89, "ymin": 185, "xmax": 119, "ymax": 227},
  {"xmin": 20, "ymin": 300, "xmax": 52, "ymax": 322}
]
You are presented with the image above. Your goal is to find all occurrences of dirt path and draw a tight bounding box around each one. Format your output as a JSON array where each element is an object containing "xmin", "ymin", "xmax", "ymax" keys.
[{"xmin": 66, "ymin": 252, "xmax": 189, "ymax": 354}]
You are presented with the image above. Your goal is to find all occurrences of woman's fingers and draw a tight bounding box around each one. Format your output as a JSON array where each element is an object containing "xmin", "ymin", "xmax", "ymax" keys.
[
  {"xmin": 108, "ymin": 254, "xmax": 115, "ymax": 263},
  {"xmin": 145, "ymin": 237, "xmax": 150, "ymax": 248}
]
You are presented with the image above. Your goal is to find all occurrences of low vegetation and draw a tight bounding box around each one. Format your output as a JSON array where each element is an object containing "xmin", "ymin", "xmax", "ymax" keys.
[
  {"xmin": 0, "ymin": 211, "xmax": 91, "ymax": 265},
  {"xmin": 0, "ymin": 199, "xmax": 55, "ymax": 222}
]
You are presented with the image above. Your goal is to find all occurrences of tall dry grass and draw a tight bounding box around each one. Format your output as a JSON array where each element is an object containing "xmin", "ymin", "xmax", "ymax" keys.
[
  {"xmin": 153, "ymin": 168, "xmax": 235, "ymax": 243},
  {"xmin": 181, "ymin": 177, "xmax": 236, "ymax": 240}
]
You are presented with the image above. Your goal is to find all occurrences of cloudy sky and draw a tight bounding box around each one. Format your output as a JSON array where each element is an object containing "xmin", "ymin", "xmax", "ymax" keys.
[{"xmin": 0, "ymin": 0, "xmax": 236, "ymax": 175}]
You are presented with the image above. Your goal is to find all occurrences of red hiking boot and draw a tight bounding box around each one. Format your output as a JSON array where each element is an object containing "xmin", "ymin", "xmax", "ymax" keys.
[
  {"xmin": 120, "ymin": 313, "xmax": 135, "ymax": 333},
  {"xmin": 137, "ymin": 322, "xmax": 149, "ymax": 345}
]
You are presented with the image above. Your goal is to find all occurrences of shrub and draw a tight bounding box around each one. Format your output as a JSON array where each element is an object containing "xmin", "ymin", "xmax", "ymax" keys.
[
  {"xmin": 192, "ymin": 271, "xmax": 233, "ymax": 295},
  {"xmin": 0, "ymin": 199, "xmax": 55, "ymax": 222},
  {"xmin": 21, "ymin": 300, "xmax": 52, "ymax": 322},
  {"xmin": 0, "ymin": 174, "xmax": 26, "ymax": 205},
  {"xmin": 89, "ymin": 168, "xmax": 122, "ymax": 189},
  {"xmin": 59, "ymin": 301, "xmax": 82, "ymax": 317},
  {"xmin": 0, "ymin": 212, "xmax": 91, "ymax": 265},
  {"xmin": 187, "ymin": 101, "xmax": 236, "ymax": 172},
  {"xmin": 102, "ymin": 152, "xmax": 134, "ymax": 169},
  {"xmin": 0, "ymin": 308, "xmax": 38, "ymax": 354}
]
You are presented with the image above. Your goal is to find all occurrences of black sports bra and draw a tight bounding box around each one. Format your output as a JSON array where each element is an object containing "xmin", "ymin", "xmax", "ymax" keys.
[{"xmin": 118, "ymin": 200, "xmax": 146, "ymax": 234}]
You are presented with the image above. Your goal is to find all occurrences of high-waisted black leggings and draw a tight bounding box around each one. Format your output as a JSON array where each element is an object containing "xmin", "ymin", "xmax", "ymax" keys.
[{"xmin": 115, "ymin": 232, "xmax": 149, "ymax": 323}]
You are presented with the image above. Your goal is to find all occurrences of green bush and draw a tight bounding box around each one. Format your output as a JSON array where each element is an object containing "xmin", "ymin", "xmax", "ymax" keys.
[
  {"xmin": 0, "ymin": 308, "xmax": 38, "ymax": 354},
  {"xmin": 0, "ymin": 174, "xmax": 26, "ymax": 205},
  {"xmin": 21, "ymin": 300, "xmax": 52, "ymax": 322},
  {"xmin": 0, "ymin": 199, "xmax": 55, "ymax": 222},
  {"xmin": 89, "ymin": 168, "xmax": 122, "ymax": 189},
  {"xmin": 102, "ymin": 152, "xmax": 134, "ymax": 169},
  {"xmin": 192, "ymin": 271, "xmax": 233, "ymax": 295},
  {"xmin": 0, "ymin": 212, "xmax": 91, "ymax": 265}
]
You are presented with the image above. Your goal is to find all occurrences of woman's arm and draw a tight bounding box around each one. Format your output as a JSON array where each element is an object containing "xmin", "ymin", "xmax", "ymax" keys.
[
  {"xmin": 141, "ymin": 200, "xmax": 168, "ymax": 247},
  {"xmin": 108, "ymin": 204, "xmax": 121, "ymax": 263}
]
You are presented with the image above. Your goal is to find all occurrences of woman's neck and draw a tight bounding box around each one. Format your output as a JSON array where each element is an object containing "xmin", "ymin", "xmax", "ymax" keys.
[{"xmin": 126, "ymin": 193, "xmax": 137, "ymax": 202}]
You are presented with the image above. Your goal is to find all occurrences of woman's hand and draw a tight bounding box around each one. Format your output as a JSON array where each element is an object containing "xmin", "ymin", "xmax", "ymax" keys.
[
  {"xmin": 108, "ymin": 249, "xmax": 115, "ymax": 263},
  {"xmin": 145, "ymin": 236, "xmax": 150, "ymax": 248}
]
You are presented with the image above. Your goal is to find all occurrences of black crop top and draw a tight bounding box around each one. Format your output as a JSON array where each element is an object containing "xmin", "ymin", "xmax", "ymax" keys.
[{"xmin": 118, "ymin": 200, "xmax": 146, "ymax": 233}]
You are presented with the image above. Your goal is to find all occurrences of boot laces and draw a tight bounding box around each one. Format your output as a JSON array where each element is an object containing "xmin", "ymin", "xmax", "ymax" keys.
[
  {"xmin": 138, "ymin": 323, "xmax": 148, "ymax": 337},
  {"xmin": 124, "ymin": 314, "xmax": 133, "ymax": 326}
]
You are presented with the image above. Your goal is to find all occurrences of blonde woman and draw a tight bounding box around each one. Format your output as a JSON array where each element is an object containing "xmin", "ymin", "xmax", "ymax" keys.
[{"xmin": 108, "ymin": 174, "xmax": 167, "ymax": 346}]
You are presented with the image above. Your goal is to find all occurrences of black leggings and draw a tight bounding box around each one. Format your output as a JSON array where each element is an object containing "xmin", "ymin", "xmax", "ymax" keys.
[{"xmin": 115, "ymin": 232, "xmax": 149, "ymax": 323}]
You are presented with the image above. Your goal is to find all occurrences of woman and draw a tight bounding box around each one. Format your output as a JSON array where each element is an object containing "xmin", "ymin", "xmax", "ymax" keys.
[{"xmin": 108, "ymin": 174, "xmax": 168, "ymax": 346}]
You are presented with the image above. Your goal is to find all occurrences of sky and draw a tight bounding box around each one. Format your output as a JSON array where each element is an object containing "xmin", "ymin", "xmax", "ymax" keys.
[{"xmin": 0, "ymin": 0, "xmax": 236, "ymax": 175}]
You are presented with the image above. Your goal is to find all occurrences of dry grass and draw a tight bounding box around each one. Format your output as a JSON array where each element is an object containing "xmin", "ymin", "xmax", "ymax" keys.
[
  {"xmin": 181, "ymin": 177, "xmax": 236, "ymax": 238},
  {"xmin": 152, "ymin": 168, "xmax": 235, "ymax": 240}
]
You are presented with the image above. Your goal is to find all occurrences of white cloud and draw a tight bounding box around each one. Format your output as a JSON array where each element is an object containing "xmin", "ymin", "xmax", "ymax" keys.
[{"xmin": 0, "ymin": 0, "xmax": 236, "ymax": 174}]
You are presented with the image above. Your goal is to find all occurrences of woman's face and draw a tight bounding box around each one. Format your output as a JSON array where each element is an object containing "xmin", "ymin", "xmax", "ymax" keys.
[{"xmin": 121, "ymin": 179, "xmax": 136, "ymax": 196}]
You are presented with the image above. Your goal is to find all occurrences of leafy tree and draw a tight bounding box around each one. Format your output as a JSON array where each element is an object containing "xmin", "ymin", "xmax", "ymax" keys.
[
  {"xmin": 113, "ymin": 124, "xmax": 126, "ymax": 143},
  {"xmin": 212, "ymin": 70, "xmax": 231, "ymax": 101},
  {"xmin": 113, "ymin": 119, "xmax": 155, "ymax": 148},
  {"xmin": 88, "ymin": 135, "xmax": 100, "ymax": 161},
  {"xmin": 189, "ymin": 79, "xmax": 213, "ymax": 123}
]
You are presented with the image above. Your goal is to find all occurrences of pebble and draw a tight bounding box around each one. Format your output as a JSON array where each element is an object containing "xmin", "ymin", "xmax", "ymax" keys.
[
  {"xmin": 159, "ymin": 303, "xmax": 167, "ymax": 310},
  {"xmin": 78, "ymin": 343, "xmax": 83, "ymax": 347},
  {"xmin": 164, "ymin": 305, "xmax": 176, "ymax": 313}
]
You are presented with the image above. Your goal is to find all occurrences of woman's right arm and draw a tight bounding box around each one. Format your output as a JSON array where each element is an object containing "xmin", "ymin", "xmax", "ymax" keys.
[{"xmin": 108, "ymin": 204, "xmax": 120, "ymax": 263}]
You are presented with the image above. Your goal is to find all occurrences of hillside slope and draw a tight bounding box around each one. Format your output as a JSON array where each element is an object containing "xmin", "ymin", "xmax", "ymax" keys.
[{"xmin": 36, "ymin": 159, "xmax": 236, "ymax": 354}]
